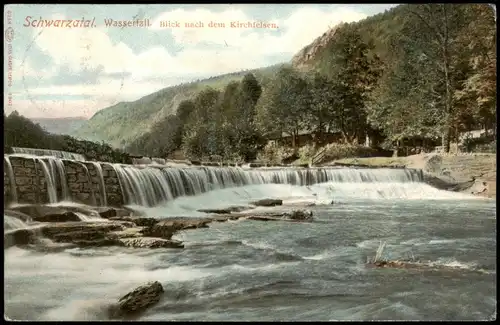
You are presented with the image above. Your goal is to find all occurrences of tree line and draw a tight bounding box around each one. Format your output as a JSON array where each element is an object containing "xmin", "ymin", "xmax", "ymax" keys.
[
  {"xmin": 129, "ymin": 4, "xmax": 495, "ymax": 159},
  {"xmin": 366, "ymin": 4, "xmax": 496, "ymax": 152},
  {"xmin": 127, "ymin": 23, "xmax": 383, "ymax": 160},
  {"xmin": 5, "ymin": 4, "xmax": 494, "ymax": 161},
  {"xmin": 4, "ymin": 111, "xmax": 133, "ymax": 164}
]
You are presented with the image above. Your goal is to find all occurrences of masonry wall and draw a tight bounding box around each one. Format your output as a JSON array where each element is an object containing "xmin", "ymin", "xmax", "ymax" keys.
[{"xmin": 4, "ymin": 156, "xmax": 124, "ymax": 207}]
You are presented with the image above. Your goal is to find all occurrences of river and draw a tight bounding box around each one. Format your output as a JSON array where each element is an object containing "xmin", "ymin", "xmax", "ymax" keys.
[{"xmin": 4, "ymin": 163, "xmax": 496, "ymax": 321}]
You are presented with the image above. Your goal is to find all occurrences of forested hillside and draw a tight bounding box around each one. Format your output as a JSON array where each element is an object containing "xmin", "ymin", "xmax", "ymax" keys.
[
  {"xmin": 72, "ymin": 65, "xmax": 283, "ymax": 147},
  {"xmin": 125, "ymin": 4, "xmax": 496, "ymax": 161},
  {"xmin": 4, "ymin": 112, "xmax": 132, "ymax": 164},
  {"xmin": 295, "ymin": 4, "xmax": 496, "ymax": 151}
]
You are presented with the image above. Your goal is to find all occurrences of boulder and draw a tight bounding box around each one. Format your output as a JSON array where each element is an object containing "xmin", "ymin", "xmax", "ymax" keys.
[
  {"xmin": 97, "ymin": 208, "xmax": 134, "ymax": 219},
  {"xmin": 112, "ymin": 227, "xmax": 145, "ymax": 238},
  {"xmin": 109, "ymin": 216, "xmax": 159, "ymax": 227},
  {"xmin": 32, "ymin": 211, "xmax": 82, "ymax": 223},
  {"xmin": 40, "ymin": 221, "xmax": 128, "ymax": 238},
  {"xmin": 244, "ymin": 209, "xmax": 313, "ymax": 222},
  {"xmin": 141, "ymin": 218, "xmax": 210, "ymax": 240},
  {"xmin": 4, "ymin": 229, "xmax": 38, "ymax": 249},
  {"xmin": 211, "ymin": 215, "xmax": 242, "ymax": 222},
  {"xmin": 197, "ymin": 208, "xmax": 232, "ymax": 214},
  {"xmin": 39, "ymin": 221, "xmax": 131, "ymax": 247},
  {"xmin": 251, "ymin": 199, "xmax": 283, "ymax": 207},
  {"xmin": 287, "ymin": 209, "xmax": 313, "ymax": 221},
  {"xmin": 108, "ymin": 281, "xmax": 164, "ymax": 319},
  {"xmin": 119, "ymin": 237, "xmax": 184, "ymax": 249},
  {"xmin": 197, "ymin": 205, "xmax": 253, "ymax": 215},
  {"xmin": 10, "ymin": 205, "xmax": 69, "ymax": 220}
]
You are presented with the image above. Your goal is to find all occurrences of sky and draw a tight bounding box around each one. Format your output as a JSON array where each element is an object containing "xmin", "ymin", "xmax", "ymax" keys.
[{"xmin": 4, "ymin": 4, "xmax": 398, "ymax": 119}]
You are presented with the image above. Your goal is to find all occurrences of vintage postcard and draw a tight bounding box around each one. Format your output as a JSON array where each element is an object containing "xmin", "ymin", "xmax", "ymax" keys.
[{"xmin": 4, "ymin": 3, "xmax": 496, "ymax": 322}]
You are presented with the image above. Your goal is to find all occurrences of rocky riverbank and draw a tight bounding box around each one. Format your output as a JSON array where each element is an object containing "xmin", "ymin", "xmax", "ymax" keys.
[{"xmin": 4, "ymin": 201, "xmax": 315, "ymax": 251}]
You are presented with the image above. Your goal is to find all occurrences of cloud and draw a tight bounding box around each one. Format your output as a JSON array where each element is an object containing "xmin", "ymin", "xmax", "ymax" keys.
[
  {"xmin": 9, "ymin": 58, "xmax": 54, "ymax": 82},
  {"xmin": 33, "ymin": 21, "xmax": 136, "ymax": 75},
  {"xmin": 150, "ymin": 6, "xmax": 367, "ymax": 54},
  {"xmin": 17, "ymin": 5, "xmax": 370, "ymax": 118}
]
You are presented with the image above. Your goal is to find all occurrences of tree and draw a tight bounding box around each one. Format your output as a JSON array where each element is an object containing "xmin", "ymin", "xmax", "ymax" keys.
[
  {"xmin": 181, "ymin": 88, "xmax": 221, "ymax": 159},
  {"xmin": 234, "ymin": 73, "xmax": 264, "ymax": 160},
  {"xmin": 324, "ymin": 25, "xmax": 382, "ymax": 144},
  {"xmin": 403, "ymin": 4, "xmax": 473, "ymax": 152},
  {"xmin": 367, "ymin": 30, "xmax": 445, "ymax": 146},
  {"xmin": 256, "ymin": 66, "xmax": 310, "ymax": 148},
  {"xmin": 304, "ymin": 71, "xmax": 336, "ymax": 146},
  {"xmin": 454, "ymin": 4, "xmax": 496, "ymax": 136}
]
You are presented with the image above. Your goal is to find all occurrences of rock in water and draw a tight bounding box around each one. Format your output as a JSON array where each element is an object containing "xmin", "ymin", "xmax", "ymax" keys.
[
  {"xmin": 32, "ymin": 211, "xmax": 81, "ymax": 223},
  {"xmin": 97, "ymin": 207, "xmax": 134, "ymax": 219},
  {"xmin": 251, "ymin": 199, "xmax": 283, "ymax": 207},
  {"xmin": 108, "ymin": 281, "xmax": 164, "ymax": 319},
  {"xmin": 4, "ymin": 229, "xmax": 38, "ymax": 248},
  {"xmin": 119, "ymin": 237, "xmax": 184, "ymax": 249},
  {"xmin": 288, "ymin": 209, "xmax": 313, "ymax": 221}
]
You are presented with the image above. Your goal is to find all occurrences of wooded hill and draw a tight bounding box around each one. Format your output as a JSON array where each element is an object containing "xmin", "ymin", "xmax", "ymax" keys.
[
  {"xmin": 4, "ymin": 112, "xmax": 132, "ymax": 164},
  {"xmin": 295, "ymin": 4, "xmax": 496, "ymax": 152},
  {"xmin": 71, "ymin": 65, "xmax": 283, "ymax": 148}
]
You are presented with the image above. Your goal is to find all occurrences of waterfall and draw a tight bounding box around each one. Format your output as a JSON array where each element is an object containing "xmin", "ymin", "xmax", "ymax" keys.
[
  {"xmin": 11, "ymin": 147, "xmax": 86, "ymax": 161},
  {"xmin": 109, "ymin": 165, "xmax": 423, "ymax": 207},
  {"xmin": 4, "ymin": 215, "xmax": 29, "ymax": 231},
  {"xmin": 35, "ymin": 158, "xmax": 58, "ymax": 204},
  {"xmin": 4, "ymin": 153, "xmax": 428, "ymax": 208},
  {"xmin": 53, "ymin": 159, "xmax": 71, "ymax": 201},
  {"xmin": 90, "ymin": 161, "xmax": 107, "ymax": 206},
  {"xmin": 111, "ymin": 165, "xmax": 175, "ymax": 206},
  {"xmin": 4, "ymin": 156, "xmax": 18, "ymax": 203}
]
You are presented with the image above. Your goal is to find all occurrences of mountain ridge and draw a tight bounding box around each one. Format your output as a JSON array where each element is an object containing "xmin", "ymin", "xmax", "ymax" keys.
[{"xmin": 72, "ymin": 64, "xmax": 284, "ymax": 147}]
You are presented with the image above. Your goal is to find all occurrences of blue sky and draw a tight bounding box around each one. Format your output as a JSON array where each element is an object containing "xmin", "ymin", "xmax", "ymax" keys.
[{"xmin": 4, "ymin": 4, "xmax": 398, "ymax": 118}]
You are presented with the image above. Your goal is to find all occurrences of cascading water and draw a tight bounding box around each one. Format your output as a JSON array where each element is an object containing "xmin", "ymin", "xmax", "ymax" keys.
[
  {"xmin": 7, "ymin": 153, "xmax": 468, "ymax": 209},
  {"xmin": 109, "ymin": 164, "xmax": 424, "ymax": 207},
  {"xmin": 35, "ymin": 158, "xmax": 58, "ymax": 204},
  {"xmin": 111, "ymin": 165, "xmax": 175, "ymax": 207},
  {"xmin": 4, "ymin": 215, "xmax": 29, "ymax": 231},
  {"xmin": 11, "ymin": 147, "xmax": 86, "ymax": 161},
  {"xmin": 4, "ymin": 156, "xmax": 18, "ymax": 203},
  {"xmin": 89, "ymin": 162, "xmax": 107, "ymax": 206},
  {"xmin": 49, "ymin": 159, "xmax": 71, "ymax": 201}
]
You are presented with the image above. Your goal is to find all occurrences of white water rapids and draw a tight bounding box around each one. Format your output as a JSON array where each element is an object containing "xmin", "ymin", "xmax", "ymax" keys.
[
  {"xmin": 3, "ymin": 152, "xmax": 495, "ymax": 321},
  {"xmin": 5, "ymin": 153, "xmax": 480, "ymax": 210}
]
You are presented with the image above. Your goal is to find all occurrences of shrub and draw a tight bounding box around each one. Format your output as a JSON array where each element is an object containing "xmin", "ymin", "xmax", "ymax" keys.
[
  {"xmin": 297, "ymin": 144, "xmax": 318, "ymax": 164},
  {"xmin": 256, "ymin": 142, "xmax": 295, "ymax": 164},
  {"xmin": 319, "ymin": 143, "xmax": 380, "ymax": 163},
  {"xmin": 462, "ymin": 135, "xmax": 496, "ymax": 153}
]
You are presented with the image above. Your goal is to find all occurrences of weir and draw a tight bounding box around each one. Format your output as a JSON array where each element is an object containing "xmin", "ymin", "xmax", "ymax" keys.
[
  {"xmin": 11, "ymin": 147, "xmax": 87, "ymax": 161},
  {"xmin": 3, "ymin": 154, "xmax": 424, "ymax": 208}
]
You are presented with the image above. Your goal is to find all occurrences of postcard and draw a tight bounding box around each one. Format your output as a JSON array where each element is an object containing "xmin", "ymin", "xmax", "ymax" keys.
[{"xmin": 4, "ymin": 3, "xmax": 496, "ymax": 322}]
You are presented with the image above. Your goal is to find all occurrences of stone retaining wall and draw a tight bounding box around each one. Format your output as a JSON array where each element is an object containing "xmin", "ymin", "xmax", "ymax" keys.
[{"xmin": 4, "ymin": 156, "xmax": 123, "ymax": 207}]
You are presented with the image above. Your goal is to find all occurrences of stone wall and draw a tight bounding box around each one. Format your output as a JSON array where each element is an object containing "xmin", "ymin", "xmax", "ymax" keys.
[
  {"xmin": 4, "ymin": 156, "xmax": 124, "ymax": 207},
  {"xmin": 5, "ymin": 156, "xmax": 49, "ymax": 205}
]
